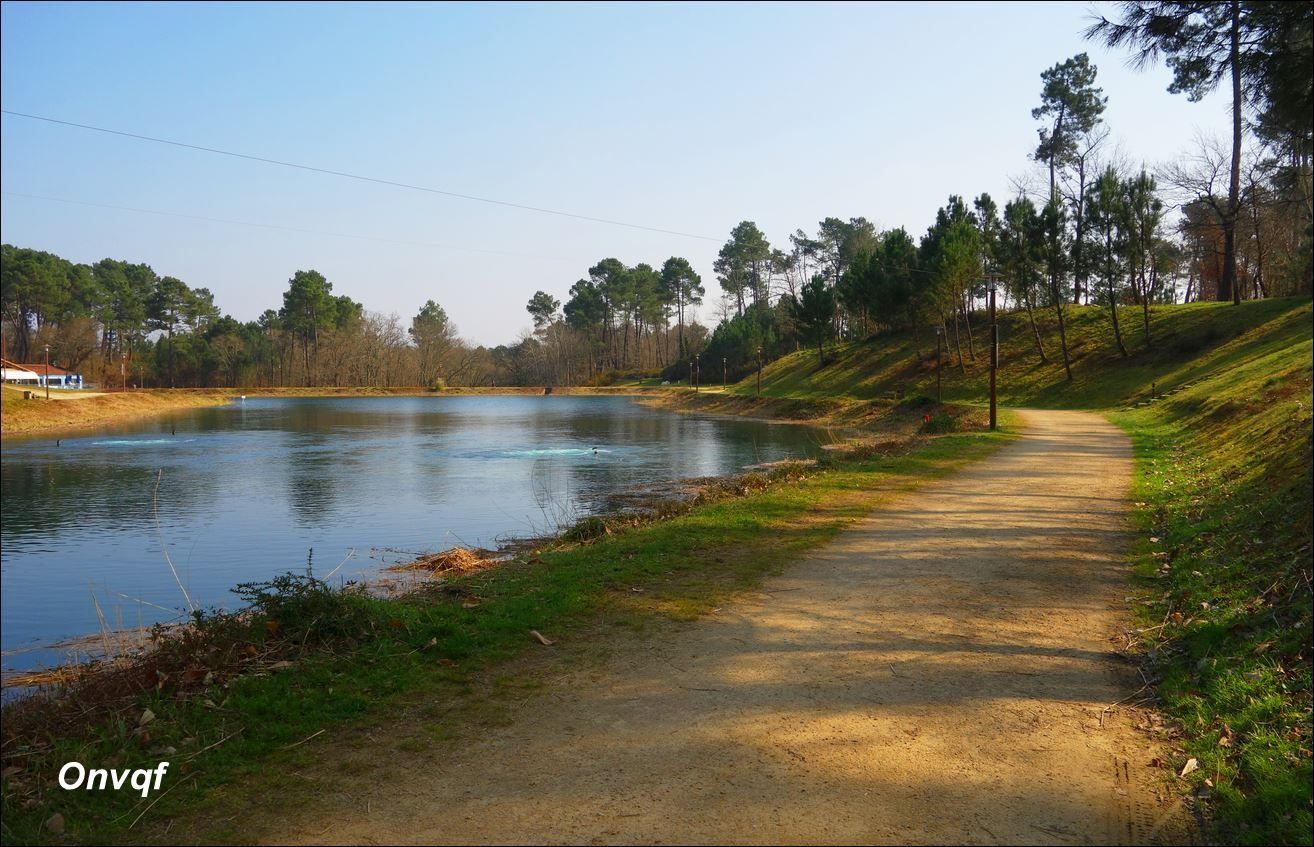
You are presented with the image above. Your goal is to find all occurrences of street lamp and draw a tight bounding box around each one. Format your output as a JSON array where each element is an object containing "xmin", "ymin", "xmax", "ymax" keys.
[
  {"xmin": 694, "ymin": 353, "xmax": 700, "ymax": 393},
  {"xmin": 934, "ymin": 326, "xmax": 944, "ymax": 404},
  {"xmin": 722, "ymin": 357, "xmax": 727, "ymax": 389},
  {"xmin": 756, "ymin": 346, "xmax": 762, "ymax": 396},
  {"xmin": 43, "ymin": 344, "xmax": 50, "ymax": 400}
]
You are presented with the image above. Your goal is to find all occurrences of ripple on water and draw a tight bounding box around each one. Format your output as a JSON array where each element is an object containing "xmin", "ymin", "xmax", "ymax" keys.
[
  {"xmin": 462, "ymin": 447, "xmax": 614, "ymax": 459},
  {"xmin": 88, "ymin": 438, "xmax": 197, "ymax": 447}
]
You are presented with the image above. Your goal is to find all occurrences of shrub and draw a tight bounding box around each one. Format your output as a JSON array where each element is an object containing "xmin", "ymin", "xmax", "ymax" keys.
[
  {"xmin": 232, "ymin": 571, "xmax": 380, "ymax": 648},
  {"xmin": 920, "ymin": 411, "xmax": 957, "ymax": 433},
  {"xmin": 561, "ymin": 516, "xmax": 612, "ymax": 543}
]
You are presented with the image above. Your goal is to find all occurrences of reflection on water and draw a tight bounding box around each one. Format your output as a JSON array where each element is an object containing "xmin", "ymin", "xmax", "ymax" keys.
[{"xmin": 1, "ymin": 396, "xmax": 821, "ymax": 671}]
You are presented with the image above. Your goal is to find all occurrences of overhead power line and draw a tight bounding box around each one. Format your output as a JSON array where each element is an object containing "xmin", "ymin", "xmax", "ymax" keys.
[
  {"xmin": 1, "ymin": 109, "xmax": 720, "ymax": 242},
  {"xmin": 1, "ymin": 190, "xmax": 573, "ymax": 261}
]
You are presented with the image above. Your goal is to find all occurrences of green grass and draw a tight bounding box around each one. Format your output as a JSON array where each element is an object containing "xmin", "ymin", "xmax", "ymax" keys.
[
  {"xmin": 0, "ymin": 425, "xmax": 1014, "ymax": 845},
  {"xmin": 743, "ymin": 297, "xmax": 1310, "ymax": 410},
  {"xmin": 1109, "ymin": 325, "xmax": 1312, "ymax": 845}
]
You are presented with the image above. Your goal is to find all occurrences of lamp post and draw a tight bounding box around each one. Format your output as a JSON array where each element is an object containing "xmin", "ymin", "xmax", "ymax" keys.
[
  {"xmin": 722, "ymin": 357, "xmax": 727, "ymax": 389},
  {"xmin": 44, "ymin": 344, "xmax": 50, "ymax": 400},
  {"xmin": 988, "ymin": 274, "xmax": 999, "ymax": 431},
  {"xmin": 694, "ymin": 353, "xmax": 700, "ymax": 393},
  {"xmin": 756, "ymin": 346, "xmax": 762, "ymax": 396},
  {"xmin": 934, "ymin": 327, "xmax": 944, "ymax": 404}
]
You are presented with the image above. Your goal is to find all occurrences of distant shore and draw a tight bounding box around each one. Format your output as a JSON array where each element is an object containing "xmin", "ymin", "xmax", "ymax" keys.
[{"xmin": 0, "ymin": 384, "xmax": 673, "ymax": 438}]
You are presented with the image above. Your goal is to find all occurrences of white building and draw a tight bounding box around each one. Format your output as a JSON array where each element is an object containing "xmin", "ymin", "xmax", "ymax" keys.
[{"xmin": 1, "ymin": 359, "xmax": 84, "ymax": 389}]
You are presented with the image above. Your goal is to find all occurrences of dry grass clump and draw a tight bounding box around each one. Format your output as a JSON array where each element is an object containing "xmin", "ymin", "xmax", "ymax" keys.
[
  {"xmin": 390, "ymin": 546, "xmax": 501, "ymax": 575},
  {"xmin": 821, "ymin": 434, "xmax": 915, "ymax": 462},
  {"xmin": 688, "ymin": 460, "xmax": 814, "ymax": 504}
]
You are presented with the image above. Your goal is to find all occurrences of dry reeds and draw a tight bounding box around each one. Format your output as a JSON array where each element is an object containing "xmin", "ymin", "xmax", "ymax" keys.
[{"xmin": 390, "ymin": 546, "xmax": 501, "ymax": 576}]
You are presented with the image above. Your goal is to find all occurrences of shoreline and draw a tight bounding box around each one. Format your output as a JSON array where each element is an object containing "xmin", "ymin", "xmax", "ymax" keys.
[
  {"xmin": 0, "ymin": 452, "xmax": 833, "ymax": 689},
  {"xmin": 0, "ymin": 384, "xmax": 676, "ymax": 439}
]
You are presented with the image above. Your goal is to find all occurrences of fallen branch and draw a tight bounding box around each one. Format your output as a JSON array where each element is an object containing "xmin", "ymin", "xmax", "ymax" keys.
[{"xmin": 281, "ymin": 728, "xmax": 326, "ymax": 751}]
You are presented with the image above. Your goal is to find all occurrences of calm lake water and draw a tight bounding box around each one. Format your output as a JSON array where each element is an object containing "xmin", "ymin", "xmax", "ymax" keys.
[{"xmin": 1, "ymin": 395, "xmax": 822, "ymax": 672}]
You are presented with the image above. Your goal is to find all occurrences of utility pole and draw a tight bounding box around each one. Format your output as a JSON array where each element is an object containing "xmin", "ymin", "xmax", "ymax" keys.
[
  {"xmin": 756, "ymin": 347, "xmax": 762, "ymax": 396},
  {"xmin": 935, "ymin": 327, "xmax": 944, "ymax": 404},
  {"xmin": 989, "ymin": 273, "xmax": 999, "ymax": 431}
]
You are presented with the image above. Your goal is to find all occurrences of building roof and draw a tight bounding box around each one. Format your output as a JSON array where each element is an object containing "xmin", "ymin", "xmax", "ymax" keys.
[
  {"xmin": 1, "ymin": 359, "xmax": 78, "ymax": 376},
  {"xmin": 0, "ymin": 354, "xmax": 79, "ymax": 375}
]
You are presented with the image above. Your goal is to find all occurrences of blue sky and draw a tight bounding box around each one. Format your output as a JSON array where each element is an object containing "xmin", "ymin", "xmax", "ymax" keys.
[{"xmin": 1, "ymin": 1, "xmax": 1230, "ymax": 345}]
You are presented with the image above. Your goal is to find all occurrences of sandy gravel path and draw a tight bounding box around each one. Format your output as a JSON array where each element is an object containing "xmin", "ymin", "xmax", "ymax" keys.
[{"xmin": 271, "ymin": 409, "xmax": 1184, "ymax": 845}]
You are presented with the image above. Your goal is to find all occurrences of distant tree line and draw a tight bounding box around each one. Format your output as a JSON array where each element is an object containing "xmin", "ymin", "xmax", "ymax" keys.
[{"xmin": 0, "ymin": 247, "xmax": 495, "ymax": 389}]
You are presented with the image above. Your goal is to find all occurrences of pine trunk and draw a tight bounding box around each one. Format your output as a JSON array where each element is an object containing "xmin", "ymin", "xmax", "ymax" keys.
[
  {"xmin": 1108, "ymin": 276, "xmax": 1128, "ymax": 357},
  {"xmin": 951, "ymin": 311, "xmax": 966, "ymax": 374},
  {"xmin": 1222, "ymin": 0, "xmax": 1242, "ymax": 304},
  {"xmin": 1025, "ymin": 291, "xmax": 1048, "ymax": 363},
  {"xmin": 1050, "ymin": 275, "xmax": 1073, "ymax": 380},
  {"xmin": 962, "ymin": 299, "xmax": 976, "ymax": 361}
]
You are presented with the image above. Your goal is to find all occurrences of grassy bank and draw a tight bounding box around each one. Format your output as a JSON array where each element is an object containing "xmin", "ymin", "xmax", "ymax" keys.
[
  {"xmin": 1110, "ymin": 324, "xmax": 1312, "ymax": 844},
  {"xmin": 0, "ymin": 386, "xmax": 233, "ymax": 437},
  {"xmin": 0, "ymin": 421, "xmax": 1013, "ymax": 845}
]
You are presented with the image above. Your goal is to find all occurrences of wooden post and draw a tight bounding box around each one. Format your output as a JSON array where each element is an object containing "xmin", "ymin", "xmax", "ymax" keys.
[
  {"xmin": 935, "ymin": 327, "xmax": 943, "ymax": 404},
  {"xmin": 989, "ymin": 276, "xmax": 998, "ymax": 431}
]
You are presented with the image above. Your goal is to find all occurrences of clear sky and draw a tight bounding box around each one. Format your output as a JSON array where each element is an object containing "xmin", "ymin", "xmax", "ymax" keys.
[{"xmin": 1, "ymin": 1, "xmax": 1230, "ymax": 346}]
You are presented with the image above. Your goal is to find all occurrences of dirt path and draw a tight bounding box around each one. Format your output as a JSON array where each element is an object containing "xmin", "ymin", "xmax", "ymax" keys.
[{"xmin": 269, "ymin": 409, "xmax": 1185, "ymax": 845}]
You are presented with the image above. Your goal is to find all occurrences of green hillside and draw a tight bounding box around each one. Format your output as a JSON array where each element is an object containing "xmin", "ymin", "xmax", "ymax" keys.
[
  {"xmin": 742, "ymin": 297, "xmax": 1310, "ymax": 411},
  {"xmin": 735, "ymin": 296, "xmax": 1314, "ymax": 844}
]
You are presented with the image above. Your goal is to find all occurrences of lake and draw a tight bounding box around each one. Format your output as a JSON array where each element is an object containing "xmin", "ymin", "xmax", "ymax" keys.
[{"xmin": 1, "ymin": 395, "xmax": 823, "ymax": 673}]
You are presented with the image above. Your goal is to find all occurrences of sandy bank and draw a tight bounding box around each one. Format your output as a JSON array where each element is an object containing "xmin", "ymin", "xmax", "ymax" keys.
[{"xmin": 0, "ymin": 387, "xmax": 234, "ymax": 437}]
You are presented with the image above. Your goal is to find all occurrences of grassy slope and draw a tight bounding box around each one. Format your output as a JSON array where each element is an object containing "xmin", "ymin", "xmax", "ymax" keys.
[
  {"xmin": 1110, "ymin": 325, "xmax": 1312, "ymax": 845},
  {"xmin": 0, "ymin": 427, "xmax": 1015, "ymax": 845},
  {"xmin": 746, "ymin": 297, "xmax": 1306, "ymax": 409},
  {"xmin": 732, "ymin": 297, "xmax": 1314, "ymax": 843}
]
